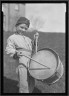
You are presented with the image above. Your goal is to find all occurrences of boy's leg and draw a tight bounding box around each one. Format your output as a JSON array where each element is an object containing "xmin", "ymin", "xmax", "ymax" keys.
[
  {"xmin": 27, "ymin": 70, "xmax": 35, "ymax": 93},
  {"xmin": 17, "ymin": 65, "xmax": 29, "ymax": 93}
]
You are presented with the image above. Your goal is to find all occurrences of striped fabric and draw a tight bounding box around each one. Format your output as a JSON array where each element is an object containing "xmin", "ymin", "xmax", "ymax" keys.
[{"xmin": 5, "ymin": 33, "xmax": 32, "ymax": 67}]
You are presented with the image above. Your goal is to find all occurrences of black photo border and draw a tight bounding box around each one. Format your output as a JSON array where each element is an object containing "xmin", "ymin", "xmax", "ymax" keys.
[{"xmin": 0, "ymin": 0, "xmax": 68, "ymax": 96}]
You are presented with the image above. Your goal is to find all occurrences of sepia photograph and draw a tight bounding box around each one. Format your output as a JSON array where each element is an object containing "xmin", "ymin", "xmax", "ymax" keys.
[{"xmin": 2, "ymin": 2, "xmax": 66, "ymax": 94}]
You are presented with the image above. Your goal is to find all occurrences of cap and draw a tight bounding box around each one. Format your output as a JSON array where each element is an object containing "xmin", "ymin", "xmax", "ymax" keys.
[{"xmin": 15, "ymin": 17, "xmax": 30, "ymax": 28}]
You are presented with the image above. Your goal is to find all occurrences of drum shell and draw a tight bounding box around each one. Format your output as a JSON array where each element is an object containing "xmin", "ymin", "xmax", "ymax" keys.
[{"xmin": 43, "ymin": 58, "xmax": 64, "ymax": 85}]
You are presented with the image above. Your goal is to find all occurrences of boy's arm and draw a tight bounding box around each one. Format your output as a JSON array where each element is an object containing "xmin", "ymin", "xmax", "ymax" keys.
[{"xmin": 5, "ymin": 37, "xmax": 18, "ymax": 59}]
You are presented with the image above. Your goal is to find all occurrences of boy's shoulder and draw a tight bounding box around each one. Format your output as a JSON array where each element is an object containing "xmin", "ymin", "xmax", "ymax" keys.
[
  {"xmin": 8, "ymin": 33, "xmax": 32, "ymax": 42},
  {"xmin": 8, "ymin": 34, "xmax": 16, "ymax": 40},
  {"xmin": 24, "ymin": 35, "xmax": 32, "ymax": 41}
]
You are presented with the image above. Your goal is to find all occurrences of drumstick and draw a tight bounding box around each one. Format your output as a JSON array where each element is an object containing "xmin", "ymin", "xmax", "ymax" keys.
[
  {"xmin": 18, "ymin": 53, "xmax": 50, "ymax": 69},
  {"xmin": 29, "ymin": 68, "xmax": 50, "ymax": 70}
]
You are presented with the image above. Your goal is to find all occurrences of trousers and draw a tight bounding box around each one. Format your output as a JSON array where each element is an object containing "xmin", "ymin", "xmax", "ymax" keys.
[
  {"xmin": 16, "ymin": 50, "xmax": 35, "ymax": 93},
  {"xmin": 16, "ymin": 64, "xmax": 35, "ymax": 93},
  {"xmin": 17, "ymin": 65, "xmax": 29, "ymax": 93}
]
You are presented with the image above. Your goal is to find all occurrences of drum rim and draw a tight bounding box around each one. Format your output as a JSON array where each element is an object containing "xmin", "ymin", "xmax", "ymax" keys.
[
  {"xmin": 43, "ymin": 59, "xmax": 63, "ymax": 84},
  {"xmin": 29, "ymin": 48, "xmax": 60, "ymax": 80}
]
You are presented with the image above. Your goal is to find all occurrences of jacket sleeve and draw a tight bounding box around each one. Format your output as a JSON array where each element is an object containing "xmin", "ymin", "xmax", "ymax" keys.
[{"xmin": 5, "ymin": 37, "xmax": 16, "ymax": 57}]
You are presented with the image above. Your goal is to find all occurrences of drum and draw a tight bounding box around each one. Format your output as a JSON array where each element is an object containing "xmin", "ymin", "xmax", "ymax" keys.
[{"xmin": 29, "ymin": 48, "xmax": 64, "ymax": 84}]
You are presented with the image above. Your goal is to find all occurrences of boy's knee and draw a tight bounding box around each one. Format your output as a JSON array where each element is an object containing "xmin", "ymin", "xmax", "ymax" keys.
[{"xmin": 16, "ymin": 64, "xmax": 25, "ymax": 74}]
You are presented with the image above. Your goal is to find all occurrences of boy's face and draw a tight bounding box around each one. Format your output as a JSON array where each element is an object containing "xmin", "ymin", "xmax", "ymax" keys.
[{"xmin": 16, "ymin": 24, "xmax": 28, "ymax": 32}]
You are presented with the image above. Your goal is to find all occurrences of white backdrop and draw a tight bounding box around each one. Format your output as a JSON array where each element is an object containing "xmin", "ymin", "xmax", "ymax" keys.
[{"xmin": 25, "ymin": 3, "xmax": 66, "ymax": 33}]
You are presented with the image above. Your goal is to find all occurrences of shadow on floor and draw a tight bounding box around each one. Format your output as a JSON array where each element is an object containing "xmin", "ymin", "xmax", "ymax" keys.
[
  {"xmin": 3, "ymin": 77, "xmax": 41, "ymax": 93},
  {"xmin": 4, "ymin": 77, "xmax": 19, "ymax": 93},
  {"xmin": 32, "ymin": 87, "xmax": 41, "ymax": 93}
]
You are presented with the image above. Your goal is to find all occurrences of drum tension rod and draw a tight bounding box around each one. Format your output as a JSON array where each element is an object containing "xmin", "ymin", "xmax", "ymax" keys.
[{"xmin": 21, "ymin": 54, "xmax": 50, "ymax": 69}]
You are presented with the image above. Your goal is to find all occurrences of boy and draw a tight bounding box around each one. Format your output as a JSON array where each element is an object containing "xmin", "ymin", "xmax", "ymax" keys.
[{"xmin": 5, "ymin": 17, "xmax": 37, "ymax": 93}]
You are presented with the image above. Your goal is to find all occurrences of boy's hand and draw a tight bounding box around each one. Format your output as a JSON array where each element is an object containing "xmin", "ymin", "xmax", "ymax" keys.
[
  {"xmin": 17, "ymin": 51, "xmax": 23, "ymax": 56},
  {"xmin": 34, "ymin": 32, "xmax": 39, "ymax": 39},
  {"xmin": 13, "ymin": 51, "xmax": 19, "ymax": 59}
]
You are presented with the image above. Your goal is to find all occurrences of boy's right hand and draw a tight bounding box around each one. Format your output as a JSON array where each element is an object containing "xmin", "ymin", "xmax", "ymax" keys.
[{"xmin": 13, "ymin": 52, "xmax": 19, "ymax": 60}]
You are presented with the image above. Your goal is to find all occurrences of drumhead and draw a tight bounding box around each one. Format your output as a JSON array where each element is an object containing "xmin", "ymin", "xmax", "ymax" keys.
[{"xmin": 29, "ymin": 48, "xmax": 59, "ymax": 80}]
